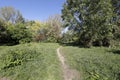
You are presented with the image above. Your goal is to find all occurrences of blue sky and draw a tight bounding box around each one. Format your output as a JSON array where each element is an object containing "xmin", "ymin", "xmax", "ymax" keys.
[{"xmin": 0, "ymin": 0, "xmax": 65, "ymax": 21}]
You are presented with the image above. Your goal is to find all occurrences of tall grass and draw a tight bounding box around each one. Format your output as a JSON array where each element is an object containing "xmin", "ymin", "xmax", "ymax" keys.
[
  {"xmin": 0, "ymin": 43, "xmax": 62, "ymax": 80},
  {"xmin": 61, "ymin": 46, "xmax": 120, "ymax": 80}
]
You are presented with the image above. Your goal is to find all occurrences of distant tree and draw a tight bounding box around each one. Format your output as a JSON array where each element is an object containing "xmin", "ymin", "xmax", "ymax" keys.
[
  {"xmin": 45, "ymin": 14, "xmax": 63, "ymax": 42},
  {"xmin": 25, "ymin": 20, "xmax": 47, "ymax": 42},
  {"xmin": 62, "ymin": 0, "xmax": 115, "ymax": 47},
  {"xmin": 0, "ymin": 6, "xmax": 24, "ymax": 24},
  {"xmin": 31, "ymin": 14, "xmax": 63, "ymax": 42}
]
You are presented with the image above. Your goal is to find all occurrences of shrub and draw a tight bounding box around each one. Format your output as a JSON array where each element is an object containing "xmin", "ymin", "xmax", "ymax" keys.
[
  {"xmin": 1, "ymin": 47, "xmax": 39, "ymax": 69},
  {"xmin": 8, "ymin": 23, "xmax": 32, "ymax": 44}
]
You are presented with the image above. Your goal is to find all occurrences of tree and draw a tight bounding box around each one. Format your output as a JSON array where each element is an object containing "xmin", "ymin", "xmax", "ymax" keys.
[
  {"xmin": 62, "ymin": 0, "xmax": 115, "ymax": 47},
  {"xmin": 45, "ymin": 14, "xmax": 63, "ymax": 42},
  {"xmin": 0, "ymin": 20, "xmax": 10, "ymax": 43},
  {"xmin": 8, "ymin": 23, "xmax": 32, "ymax": 44},
  {"xmin": 112, "ymin": 0, "xmax": 120, "ymax": 41},
  {"xmin": 25, "ymin": 20, "xmax": 47, "ymax": 42},
  {"xmin": 0, "ymin": 6, "xmax": 24, "ymax": 24},
  {"xmin": 60, "ymin": 30, "xmax": 75, "ymax": 43},
  {"xmin": 31, "ymin": 14, "xmax": 63, "ymax": 42}
]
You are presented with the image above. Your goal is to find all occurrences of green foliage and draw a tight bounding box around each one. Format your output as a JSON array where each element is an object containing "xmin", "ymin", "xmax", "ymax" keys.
[
  {"xmin": 60, "ymin": 30, "xmax": 78, "ymax": 43},
  {"xmin": 1, "ymin": 47, "xmax": 38, "ymax": 69},
  {"xmin": 0, "ymin": 43, "xmax": 62, "ymax": 80},
  {"xmin": 0, "ymin": 21, "xmax": 32, "ymax": 44},
  {"xmin": 30, "ymin": 15, "xmax": 62, "ymax": 43},
  {"xmin": 0, "ymin": 6, "xmax": 62, "ymax": 44},
  {"xmin": 0, "ymin": 20, "xmax": 12, "ymax": 43},
  {"xmin": 62, "ymin": 0, "xmax": 117, "ymax": 47},
  {"xmin": 45, "ymin": 15, "xmax": 62, "ymax": 42},
  {"xmin": 8, "ymin": 23, "xmax": 32, "ymax": 44},
  {"xmin": 0, "ymin": 6, "xmax": 28, "ymax": 44},
  {"xmin": 61, "ymin": 46, "xmax": 120, "ymax": 80}
]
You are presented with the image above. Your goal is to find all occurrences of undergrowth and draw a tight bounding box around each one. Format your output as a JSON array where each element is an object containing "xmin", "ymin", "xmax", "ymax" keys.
[{"xmin": 0, "ymin": 43, "xmax": 62, "ymax": 80}]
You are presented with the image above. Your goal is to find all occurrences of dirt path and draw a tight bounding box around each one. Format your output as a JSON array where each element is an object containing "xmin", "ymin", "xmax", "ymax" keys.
[
  {"xmin": 0, "ymin": 77, "xmax": 9, "ymax": 80},
  {"xmin": 57, "ymin": 47, "xmax": 80, "ymax": 80}
]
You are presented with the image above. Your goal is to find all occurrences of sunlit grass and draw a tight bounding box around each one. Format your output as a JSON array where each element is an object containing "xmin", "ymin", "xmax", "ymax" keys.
[
  {"xmin": 0, "ymin": 43, "xmax": 62, "ymax": 80},
  {"xmin": 61, "ymin": 46, "xmax": 120, "ymax": 80}
]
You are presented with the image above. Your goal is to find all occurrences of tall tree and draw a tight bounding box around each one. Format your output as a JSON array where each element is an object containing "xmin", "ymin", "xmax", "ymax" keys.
[
  {"xmin": 112, "ymin": 0, "xmax": 120, "ymax": 41},
  {"xmin": 62, "ymin": 0, "xmax": 115, "ymax": 47},
  {"xmin": 0, "ymin": 6, "xmax": 24, "ymax": 24}
]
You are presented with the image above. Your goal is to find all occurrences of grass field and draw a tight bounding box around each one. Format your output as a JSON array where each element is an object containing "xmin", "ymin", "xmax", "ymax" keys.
[
  {"xmin": 0, "ymin": 43, "xmax": 120, "ymax": 80},
  {"xmin": 0, "ymin": 43, "xmax": 62, "ymax": 80},
  {"xmin": 60, "ymin": 46, "xmax": 120, "ymax": 80}
]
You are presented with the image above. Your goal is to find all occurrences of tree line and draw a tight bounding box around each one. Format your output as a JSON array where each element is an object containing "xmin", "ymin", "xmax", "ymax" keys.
[
  {"xmin": 0, "ymin": 0, "xmax": 120, "ymax": 47},
  {"xmin": 0, "ymin": 6, "xmax": 62, "ymax": 45}
]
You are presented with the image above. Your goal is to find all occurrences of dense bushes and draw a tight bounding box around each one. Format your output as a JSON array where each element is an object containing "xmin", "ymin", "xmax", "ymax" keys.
[
  {"xmin": 8, "ymin": 23, "xmax": 32, "ymax": 44},
  {"xmin": 31, "ymin": 15, "xmax": 62, "ymax": 43},
  {"xmin": 0, "ymin": 22, "xmax": 32, "ymax": 44},
  {"xmin": 0, "ymin": 7, "xmax": 32, "ymax": 45},
  {"xmin": 0, "ymin": 21, "xmax": 12, "ymax": 43},
  {"xmin": 0, "ymin": 7, "xmax": 63, "ymax": 45},
  {"xmin": 1, "ymin": 46, "xmax": 39, "ymax": 69},
  {"xmin": 0, "ymin": 15, "xmax": 62, "ymax": 45}
]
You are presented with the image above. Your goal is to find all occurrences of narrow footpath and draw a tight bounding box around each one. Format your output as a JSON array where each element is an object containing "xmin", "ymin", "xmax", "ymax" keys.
[{"xmin": 56, "ymin": 47, "xmax": 80, "ymax": 80}]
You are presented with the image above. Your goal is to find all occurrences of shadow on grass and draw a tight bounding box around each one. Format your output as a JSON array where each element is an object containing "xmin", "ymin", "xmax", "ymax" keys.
[
  {"xmin": 0, "ymin": 43, "xmax": 17, "ymax": 46},
  {"xmin": 59, "ymin": 42, "xmax": 84, "ymax": 48},
  {"xmin": 112, "ymin": 50, "xmax": 120, "ymax": 54},
  {"xmin": 109, "ymin": 49, "xmax": 120, "ymax": 54}
]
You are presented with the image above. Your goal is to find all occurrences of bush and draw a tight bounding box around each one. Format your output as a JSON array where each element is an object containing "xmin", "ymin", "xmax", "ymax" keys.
[
  {"xmin": 1, "ymin": 46, "xmax": 39, "ymax": 69},
  {"xmin": 0, "ymin": 43, "xmax": 62, "ymax": 80},
  {"xmin": 8, "ymin": 23, "xmax": 32, "ymax": 44},
  {"xmin": 0, "ymin": 21, "xmax": 12, "ymax": 43}
]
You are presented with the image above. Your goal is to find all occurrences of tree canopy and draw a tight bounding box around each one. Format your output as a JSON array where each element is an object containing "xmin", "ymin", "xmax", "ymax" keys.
[
  {"xmin": 62, "ymin": 0, "xmax": 119, "ymax": 47},
  {"xmin": 0, "ymin": 6, "xmax": 24, "ymax": 24}
]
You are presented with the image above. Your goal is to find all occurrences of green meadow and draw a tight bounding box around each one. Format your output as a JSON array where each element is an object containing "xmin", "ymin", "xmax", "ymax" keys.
[
  {"xmin": 60, "ymin": 46, "xmax": 120, "ymax": 80},
  {"xmin": 0, "ymin": 43, "xmax": 62, "ymax": 80}
]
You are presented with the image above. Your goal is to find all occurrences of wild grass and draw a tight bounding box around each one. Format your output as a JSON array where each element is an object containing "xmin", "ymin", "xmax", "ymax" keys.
[
  {"xmin": 0, "ymin": 43, "xmax": 62, "ymax": 80},
  {"xmin": 61, "ymin": 46, "xmax": 120, "ymax": 80}
]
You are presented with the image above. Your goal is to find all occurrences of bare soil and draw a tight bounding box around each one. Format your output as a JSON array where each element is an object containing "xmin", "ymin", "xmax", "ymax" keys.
[
  {"xmin": 0, "ymin": 77, "xmax": 9, "ymax": 80},
  {"xmin": 57, "ymin": 47, "xmax": 80, "ymax": 80}
]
